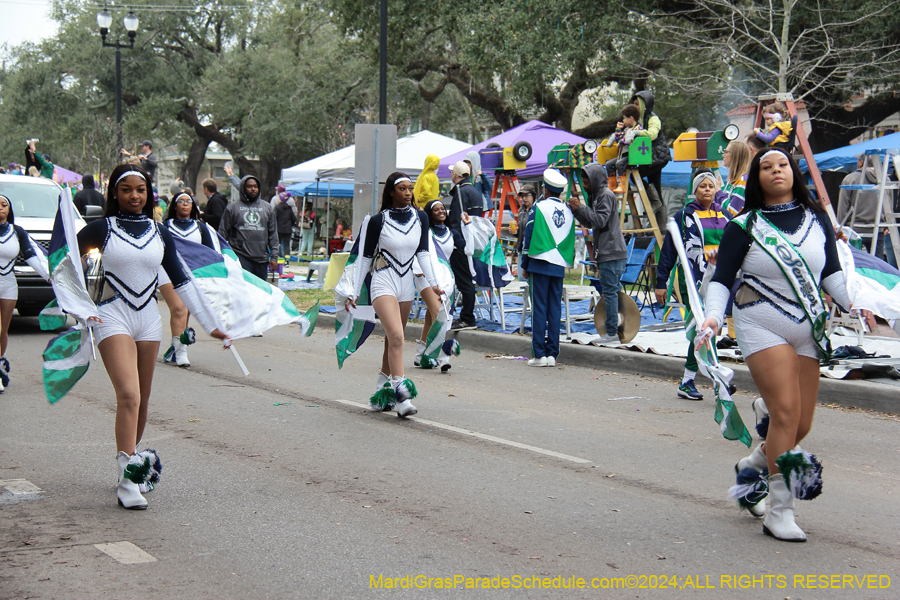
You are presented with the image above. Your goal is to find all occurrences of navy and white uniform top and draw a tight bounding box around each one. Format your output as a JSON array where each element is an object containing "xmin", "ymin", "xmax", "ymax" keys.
[
  {"xmin": 705, "ymin": 201, "xmax": 850, "ymax": 359},
  {"xmin": 352, "ymin": 206, "xmax": 438, "ymax": 303},
  {"xmin": 164, "ymin": 218, "xmax": 223, "ymax": 252},
  {"xmin": 0, "ymin": 222, "xmax": 49, "ymax": 300},
  {"xmin": 77, "ymin": 212, "xmax": 189, "ymax": 310}
]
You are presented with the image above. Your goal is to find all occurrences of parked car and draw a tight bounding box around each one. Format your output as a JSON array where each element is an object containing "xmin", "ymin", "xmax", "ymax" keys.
[{"xmin": 0, "ymin": 174, "xmax": 86, "ymax": 316}]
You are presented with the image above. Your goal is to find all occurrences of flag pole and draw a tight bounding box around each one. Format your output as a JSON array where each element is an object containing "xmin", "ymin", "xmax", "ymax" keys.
[
  {"xmin": 88, "ymin": 326, "xmax": 96, "ymax": 361},
  {"xmin": 229, "ymin": 344, "xmax": 250, "ymax": 376}
]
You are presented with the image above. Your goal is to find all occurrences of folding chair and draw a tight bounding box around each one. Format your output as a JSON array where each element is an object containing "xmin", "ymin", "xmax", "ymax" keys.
[
  {"xmin": 497, "ymin": 280, "xmax": 529, "ymax": 332},
  {"xmin": 562, "ymin": 285, "xmax": 601, "ymax": 338},
  {"xmin": 620, "ymin": 236, "xmax": 657, "ymax": 316}
]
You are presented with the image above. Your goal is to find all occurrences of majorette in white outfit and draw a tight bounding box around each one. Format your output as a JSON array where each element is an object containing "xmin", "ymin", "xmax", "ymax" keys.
[
  {"xmin": 704, "ymin": 149, "xmax": 850, "ymax": 542},
  {"xmin": 412, "ymin": 199, "xmax": 461, "ymax": 372},
  {"xmin": 160, "ymin": 203, "xmax": 226, "ymax": 367},
  {"xmin": 77, "ymin": 166, "xmax": 219, "ymax": 511},
  {"xmin": 0, "ymin": 194, "xmax": 50, "ymax": 392},
  {"xmin": 348, "ymin": 174, "xmax": 438, "ymax": 417}
]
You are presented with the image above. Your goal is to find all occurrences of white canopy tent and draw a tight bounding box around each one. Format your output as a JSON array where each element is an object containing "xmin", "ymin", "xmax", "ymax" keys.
[{"xmin": 280, "ymin": 130, "xmax": 470, "ymax": 184}]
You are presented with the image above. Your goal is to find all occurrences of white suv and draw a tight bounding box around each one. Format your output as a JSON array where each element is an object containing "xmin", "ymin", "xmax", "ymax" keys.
[{"xmin": 0, "ymin": 174, "xmax": 87, "ymax": 316}]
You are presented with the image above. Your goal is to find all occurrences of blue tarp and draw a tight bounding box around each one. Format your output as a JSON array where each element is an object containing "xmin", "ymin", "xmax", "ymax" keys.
[
  {"xmin": 286, "ymin": 181, "xmax": 355, "ymax": 198},
  {"xmin": 800, "ymin": 132, "xmax": 900, "ymax": 174}
]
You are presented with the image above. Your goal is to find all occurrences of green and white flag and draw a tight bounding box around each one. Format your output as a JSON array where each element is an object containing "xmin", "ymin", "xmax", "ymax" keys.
[
  {"xmin": 42, "ymin": 325, "xmax": 92, "ymax": 404},
  {"xmin": 300, "ymin": 301, "xmax": 319, "ymax": 337},
  {"xmin": 667, "ymin": 219, "xmax": 752, "ymax": 448},
  {"xmin": 527, "ymin": 199, "xmax": 575, "ymax": 268}
]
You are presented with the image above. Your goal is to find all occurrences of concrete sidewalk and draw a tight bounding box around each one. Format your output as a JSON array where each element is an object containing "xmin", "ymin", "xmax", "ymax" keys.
[{"xmin": 317, "ymin": 313, "xmax": 900, "ymax": 415}]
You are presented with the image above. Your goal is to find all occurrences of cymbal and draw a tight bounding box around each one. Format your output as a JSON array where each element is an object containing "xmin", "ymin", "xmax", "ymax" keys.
[{"xmin": 593, "ymin": 291, "xmax": 641, "ymax": 343}]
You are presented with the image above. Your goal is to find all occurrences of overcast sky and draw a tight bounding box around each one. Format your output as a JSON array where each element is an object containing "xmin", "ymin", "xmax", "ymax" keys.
[{"xmin": 0, "ymin": 0, "xmax": 58, "ymax": 50}]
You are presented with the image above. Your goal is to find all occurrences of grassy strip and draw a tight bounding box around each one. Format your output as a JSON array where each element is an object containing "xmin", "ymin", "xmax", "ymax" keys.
[{"xmin": 286, "ymin": 287, "xmax": 334, "ymax": 312}]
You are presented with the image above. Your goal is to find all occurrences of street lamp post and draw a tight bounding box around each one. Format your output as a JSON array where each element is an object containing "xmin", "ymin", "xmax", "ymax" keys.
[{"xmin": 97, "ymin": 8, "xmax": 139, "ymax": 152}]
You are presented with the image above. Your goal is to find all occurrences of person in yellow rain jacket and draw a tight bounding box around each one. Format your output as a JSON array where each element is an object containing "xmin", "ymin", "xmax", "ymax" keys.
[{"xmin": 414, "ymin": 154, "xmax": 441, "ymax": 209}]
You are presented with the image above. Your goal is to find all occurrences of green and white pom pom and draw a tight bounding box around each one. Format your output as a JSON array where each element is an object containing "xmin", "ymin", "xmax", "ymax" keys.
[
  {"xmin": 123, "ymin": 449, "xmax": 162, "ymax": 485},
  {"xmin": 368, "ymin": 382, "xmax": 396, "ymax": 411},
  {"xmin": 419, "ymin": 356, "xmax": 438, "ymax": 369},
  {"xmin": 179, "ymin": 327, "xmax": 196, "ymax": 345},
  {"xmin": 163, "ymin": 345, "xmax": 176, "ymax": 363},
  {"xmin": 775, "ymin": 448, "xmax": 823, "ymax": 501}
]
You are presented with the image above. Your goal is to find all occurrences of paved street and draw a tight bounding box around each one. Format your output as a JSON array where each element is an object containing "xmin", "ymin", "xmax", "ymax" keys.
[{"xmin": 1, "ymin": 310, "xmax": 898, "ymax": 599}]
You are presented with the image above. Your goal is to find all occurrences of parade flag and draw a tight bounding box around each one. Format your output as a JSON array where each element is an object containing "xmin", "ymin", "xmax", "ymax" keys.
[
  {"xmin": 837, "ymin": 240, "xmax": 900, "ymax": 320},
  {"xmin": 170, "ymin": 236, "xmax": 310, "ymax": 340},
  {"xmin": 300, "ymin": 301, "xmax": 319, "ymax": 337},
  {"xmin": 333, "ymin": 216, "xmax": 377, "ymax": 368},
  {"xmin": 42, "ymin": 325, "xmax": 92, "ymax": 404},
  {"xmin": 46, "ymin": 189, "xmax": 99, "ymax": 325},
  {"xmin": 527, "ymin": 200, "xmax": 575, "ymax": 268},
  {"xmin": 463, "ymin": 216, "xmax": 513, "ymax": 288},
  {"xmin": 39, "ymin": 299, "xmax": 67, "ymax": 331},
  {"xmin": 667, "ymin": 220, "xmax": 752, "ymax": 448}
]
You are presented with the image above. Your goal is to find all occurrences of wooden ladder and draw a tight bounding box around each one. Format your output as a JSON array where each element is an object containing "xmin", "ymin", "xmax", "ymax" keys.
[
  {"xmin": 755, "ymin": 93, "xmax": 835, "ymax": 222},
  {"xmin": 617, "ymin": 168, "xmax": 664, "ymax": 248}
]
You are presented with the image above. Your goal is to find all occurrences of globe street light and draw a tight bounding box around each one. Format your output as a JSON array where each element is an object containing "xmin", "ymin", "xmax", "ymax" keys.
[{"xmin": 97, "ymin": 8, "xmax": 138, "ymax": 152}]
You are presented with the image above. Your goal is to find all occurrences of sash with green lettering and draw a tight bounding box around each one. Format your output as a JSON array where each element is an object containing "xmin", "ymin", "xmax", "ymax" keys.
[
  {"xmin": 736, "ymin": 211, "xmax": 831, "ymax": 359},
  {"xmin": 527, "ymin": 199, "xmax": 575, "ymax": 268}
]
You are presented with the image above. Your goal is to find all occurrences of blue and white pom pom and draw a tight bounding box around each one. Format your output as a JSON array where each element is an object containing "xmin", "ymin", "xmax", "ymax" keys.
[
  {"xmin": 729, "ymin": 467, "xmax": 769, "ymax": 510},
  {"xmin": 775, "ymin": 448, "xmax": 823, "ymax": 500},
  {"xmin": 751, "ymin": 397, "xmax": 769, "ymax": 439},
  {"xmin": 393, "ymin": 377, "xmax": 418, "ymax": 403},
  {"xmin": 123, "ymin": 449, "xmax": 162, "ymax": 485}
]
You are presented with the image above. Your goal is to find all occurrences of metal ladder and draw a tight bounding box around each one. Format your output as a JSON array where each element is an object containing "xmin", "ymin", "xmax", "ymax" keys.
[{"xmin": 838, "ymin": 148, "xmax": 900, "ymax": 266}]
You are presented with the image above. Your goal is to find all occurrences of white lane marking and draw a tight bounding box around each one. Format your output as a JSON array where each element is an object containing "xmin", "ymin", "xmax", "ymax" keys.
[
  {"xmin": 332, "ymin": 398, "xmax": 592, "ymax": 465},
  {"xmin": 94, "ymin": 542, "xmax": 158, "ymax": 564},
  {"xmin": 0, "ymin": 479, "xmax": 42, "ymax": 494}
]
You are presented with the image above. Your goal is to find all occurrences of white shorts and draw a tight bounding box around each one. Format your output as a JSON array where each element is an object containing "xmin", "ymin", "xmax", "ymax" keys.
[
  {"xmin": 94, "ymin": 297, "xmax": 163, "ymax": 344},
  {"xmin": 370, "ymin": 268, "xmax": 416, "ymax": 303},
  {"xmin": 0, "ymin": 272, "xmax": 17, "ymax": 301},
  {"xmin": 733, "ymin": 303, "xmax": 820, "ymax": 360}
]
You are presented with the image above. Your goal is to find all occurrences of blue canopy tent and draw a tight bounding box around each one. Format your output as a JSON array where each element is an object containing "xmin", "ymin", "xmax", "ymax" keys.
[
  {"xmin": 800, "ymin": 132, "xmax": 900, "ymax": 173},
  {"xmin": 286, "ymin": 181, "xmax": 354, "ymax": 198}
]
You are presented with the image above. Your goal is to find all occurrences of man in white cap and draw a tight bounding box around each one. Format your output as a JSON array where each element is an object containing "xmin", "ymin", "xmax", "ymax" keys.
[
  {"xmin": 447, "ymin": 161, "xmax": 482, "ymax": 330},
  {"xmin": 521, "ymin": 168, "xmax": 575, "ymax": 367}
]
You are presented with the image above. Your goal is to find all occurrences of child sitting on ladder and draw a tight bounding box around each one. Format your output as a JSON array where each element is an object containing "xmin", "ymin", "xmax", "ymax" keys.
[
  {"xmin": 753, "ymin": 102, "xmax": 793, "ymax": 151},
  {"xmin": 603, "ymin": 104, "xmax": 643, "ymax": 193}
]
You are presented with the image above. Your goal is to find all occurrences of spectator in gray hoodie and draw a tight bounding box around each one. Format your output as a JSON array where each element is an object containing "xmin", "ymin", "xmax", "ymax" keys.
[
  {"xmin": 220, "ymin": 165, "xmax": 279, "ymax": 280},
  {"xmin": 567, "ymin": 163, "xmax": 628, "ymax": 342}
]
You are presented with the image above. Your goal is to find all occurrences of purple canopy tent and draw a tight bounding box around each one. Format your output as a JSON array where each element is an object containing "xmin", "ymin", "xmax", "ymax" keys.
[
  {"xmin": 53, "ymin": 165, "xmax": 83, "ymax": 185},
  {"xmin": 437, "ymin": 121, "xmax": 587, "ymax": 180}
]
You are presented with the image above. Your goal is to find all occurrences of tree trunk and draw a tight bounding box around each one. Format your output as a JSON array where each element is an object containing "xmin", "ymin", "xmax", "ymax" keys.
[{"xmin": 183, "ymin": 136, "xmax": 213, "ymax": 193}]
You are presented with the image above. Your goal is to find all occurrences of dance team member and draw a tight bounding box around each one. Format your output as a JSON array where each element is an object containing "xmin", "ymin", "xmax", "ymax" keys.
[
  {"xmin": 346, "ymin": 172, "xmax": 441, "ymax": 417},
  {"xmin": 160, "ymin": 191, "xmax": 225, "ymax": 367},
  {"xmin": 414, "ymin": 199, "xmax": 461, "ymax": 372},
  {"xmin": 77, "ymin": 164, "xmax": 224, "ymax": 510},
  {"xmin": 700, "ymin": 148, "xmax": 849, "ymax": 541},
  {"xmin": 0, "ymin": 193, "xmax": 49, "ymax": 390}
]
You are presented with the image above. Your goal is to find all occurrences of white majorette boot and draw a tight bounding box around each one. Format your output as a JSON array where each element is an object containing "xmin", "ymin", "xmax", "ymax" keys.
[
  {"xmin": 735, "ymin": 443, "xmax": 767, "ymax": 517},
  {"xmin": 414, "ymin": 340, "xmax": 426, "ymax": 367},
  {"xmin": 392, "ymin": 376, "xmax": 418, "ymax": 418},
  {"xmin": 116, "ymin": 451, "xmax": 148, "ymax": 510},
  {"xmin": 164, "ymin": 328, "xmax": 194, "ymax": 367},
  {"xmin": 763, "ymin": 473, "xmax": 806, "ymax": 542}
]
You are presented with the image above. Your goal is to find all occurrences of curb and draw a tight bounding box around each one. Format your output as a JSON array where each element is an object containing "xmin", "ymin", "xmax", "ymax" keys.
[{"xmin": 315, "ymin": 313, "xmax": 899, "ymax": 415}]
